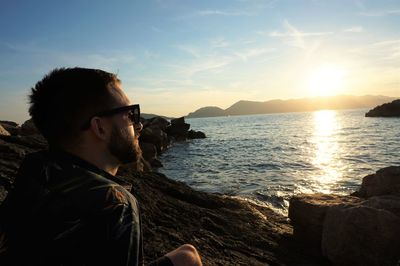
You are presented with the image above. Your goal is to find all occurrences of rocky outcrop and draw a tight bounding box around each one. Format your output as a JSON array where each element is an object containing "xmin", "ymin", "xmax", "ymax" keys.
[
  {"xmin": 322, "ymin": 199, "xmax": 400, "ymax": 266},
  {"xmin": 0, "ymin": 125, "xmax": 10, "ymax": 136},
  {"xmin": 188, "ymin": 129, "xmax": 206, "ymax": 139},
  {"xmin": 0, "ymin": 121, "xmax": 19, "ymax": 136},
  {"xmin": 289, "ymin": 166, "xmax": 400, "ymax": 265},
  {"xmin": 288, "ymin": 194, "xmax": 361, "ymax": 255},
  {"xmin": 365, "ymin": 99, "xmax": 400, "ymax": 117},
  {"xmin": 357, "ymin": 166, "xmax": 400, "ymax": 197},
  {"xmin": 0, "ymin": 118, "xmax": 318, "ymax": 265},
  {"xmin": 165, "ymin": 117, "xmax": 191, "ymax": 141},
  {"xmin": 20, "ymin": 119, "xmax": 39, "ymax": 135}
]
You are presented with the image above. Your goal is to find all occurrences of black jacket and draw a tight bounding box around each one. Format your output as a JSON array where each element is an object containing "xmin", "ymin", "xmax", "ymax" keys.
[{"xmin": 0, "ymin": 149, "xmax": 144, "ymax": 266}]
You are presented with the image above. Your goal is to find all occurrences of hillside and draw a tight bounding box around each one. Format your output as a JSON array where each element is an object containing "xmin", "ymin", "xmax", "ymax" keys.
[{"xmin": 186, "ymin": 95, "xmax": 398, "ymax": 118}]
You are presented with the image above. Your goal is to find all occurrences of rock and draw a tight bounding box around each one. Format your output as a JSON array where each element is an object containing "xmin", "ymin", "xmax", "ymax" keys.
[
  {"xmin": 170, "ymin": 117, "xmax": 186, "ymax": 126},
  {"xmin": 358, "ymin": 166, "xmax": 400, "ymax": 198},
  {"xmin": 365, "ymin": 99, "xmax": 400, "ymax": 117},
  {"xmin": 139, "ymin": 142, "xmax": 163, "ymax": 168},
  {"xmin": 149, "ymin": 117, "xmax": 170, "ymax": 131},
  {"xmin": 288, "ymin": 194, "xmax": 361, "ymax": 254},
  {"xmin": 20, "ymin": 119, "xmax": 39, "ymax": 135},
  {"xmin": 139, "ymin": 126, "xmax": 169, "ymax": 153},
  {"xmin": 150, "ymin": 158, "xmax": 163, "ymax": 168},
  {"xmin": 361, "ymin": 195, "xmax": 400, "ymax": 217},
  {"xmin": 0, "ymin": 124, "xmax": 10, "ymax": 136},
  {"xmin": 322, "ymin": 203, "xmax": 400, "ymax": 266},
  {"xmin": 187, "ymin": 130, "xmax": 206, "ymax": 139},
  {"xmin": 0, "ymin": 121, "xmax": 18, "ymax": 127},
  {"xmin": 0, "ymin": 122, "xmax": 20, "ymax": 136},
  {"xmin": 140, "ymin": 142, "xmax": 158, "ymax": 162},
  {"xmin": 166, "ymin": 117, "xmax": 190, "ymax": 141}
]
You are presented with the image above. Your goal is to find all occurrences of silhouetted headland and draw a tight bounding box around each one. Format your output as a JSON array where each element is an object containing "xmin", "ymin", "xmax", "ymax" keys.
[
  {"xmin": 365, "ymin": 99, "xmax": 400, "ymax": 117},
  {"xmin": 187, "ymin": 95, "xmax": 397, "ymax": 118}
]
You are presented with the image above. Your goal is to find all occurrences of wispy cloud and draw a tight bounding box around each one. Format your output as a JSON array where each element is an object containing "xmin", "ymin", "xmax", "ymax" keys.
[
  {"xmin": 173, "ymin": 56, "xmax": 234, "ymax": 76},
  {"xmin": 175, "ymin": 44, "xmax": 201, "ymax": 58},
  {"xmin": 343, "ymin": 26, "xmax": 364, "ymax": 33},
  {"xmin": 234, "ymin": 48, "xmax": 275, "ymax": 61},
  {"xmin": 359, "ymin": 9, "xmax": 400, "ymax": 17},
  {"xmin": 268, "ymin": 20, "xmax": 333, "ymax": 49},
  {"xmin": 209, "ymin": 37, "xmax": 230, "ymax": 49},
  {"xmin": 197, "ymin": 9, "xmax": 252, "ymax": 17}
]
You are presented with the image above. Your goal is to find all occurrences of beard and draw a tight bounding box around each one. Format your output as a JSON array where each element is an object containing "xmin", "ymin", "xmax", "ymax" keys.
[{"xmin": 108, "ymin": 124, "xmax": 143, "ymax": 169}]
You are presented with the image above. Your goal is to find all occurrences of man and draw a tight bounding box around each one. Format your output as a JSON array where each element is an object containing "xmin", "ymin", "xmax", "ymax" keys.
[{"xmin": 0, "ymin": 68, "xmax": 202, "ymax": 266}]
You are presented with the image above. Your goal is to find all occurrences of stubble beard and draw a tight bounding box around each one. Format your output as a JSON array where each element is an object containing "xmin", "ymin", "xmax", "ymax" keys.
[{"xmin": 108, "ymin": 125, "xmax": 143, "ymax": 169}]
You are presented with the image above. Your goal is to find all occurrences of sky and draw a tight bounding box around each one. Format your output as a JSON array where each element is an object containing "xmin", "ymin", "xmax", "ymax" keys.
[{"xmin": 0, "ymin": 0, "xmax": 399, "ymax": 123}]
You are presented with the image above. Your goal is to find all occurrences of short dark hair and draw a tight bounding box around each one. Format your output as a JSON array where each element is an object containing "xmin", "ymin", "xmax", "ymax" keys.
[{"xmin": 29, "ymin": 67, "xmax": 120, "ymax": 146}]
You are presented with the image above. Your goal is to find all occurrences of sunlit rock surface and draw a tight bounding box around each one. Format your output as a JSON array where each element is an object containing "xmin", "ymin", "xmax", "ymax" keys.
[
  {"xmin": 289, "ymin": 167, "xmax": 400, "ymax": 265},
  {"xmin": 0, "ymin": 124, "xmax": 10, "ymax": 136},
  {"xmin": 322, "ymin": 200, "xmax": 400, "ymax": 266},
  {"xmin": 289, "ymin": 194, "xmax": 361, "ymax": 254},
  {"xmin": 358, "ymin": 166, "xmax": 400, "ymax": 197}
]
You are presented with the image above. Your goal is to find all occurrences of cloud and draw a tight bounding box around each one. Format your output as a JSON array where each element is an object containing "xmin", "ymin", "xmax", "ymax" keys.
[
  {"xmin": 176, "ymin": 56, "xmax": 234, "ymax": 76},
  {"xmin": 175, "ymin": 44, "xmax": 201, "ymax": 58},
  {"xmin": 234, "ymin": 48, "xmax": 275, "ymax": 61},
  {"xmin": 197, "ymin": 9, "xmax": 252, "ymax": 16},
  {"xmin": 268, "ymin": 20, "xmax": 333, "ymax": 49},
  {"xmin": 343, "ymin": 26, "xmax": 364, "ymax": 33},
  {"xmin": 209, "ymin": 37, "xmax": 230, "ymax": 49},
  {"xmin": 359, "ymin": 9, "xmax": 400, "ymax": 17}
]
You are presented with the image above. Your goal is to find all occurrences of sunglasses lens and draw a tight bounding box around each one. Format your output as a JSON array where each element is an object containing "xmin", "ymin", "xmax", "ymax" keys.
[{"xmin": 129, "ymin": 106, "xmax": 140, "ymax": 123}]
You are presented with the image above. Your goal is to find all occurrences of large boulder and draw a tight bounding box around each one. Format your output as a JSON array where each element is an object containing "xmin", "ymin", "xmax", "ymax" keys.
[
  {"xmin": 358, "ymin": 166, "xmax": 400, "ymax": 198},
  {"xmin": 149, "ymin": 117, "xmax": 170, "ymax": 131},
  {"xmin": 322, "ymin": 202, "xmax": 400, "ymax": 266},
  {"xmin": 0, "ymin": 124, "xmax": 10, "ymax": 136},
  {"xmin": 139, "ymin": 125, "xmax": 169, "ymax": 153},
  {"xmin": 166, "ymin": 117, "xmax": 190, "ymax": 141},
  {"xmin": 0, "ymin": 121, "xmax": 20, "ymax": 136},
  {"xmin": 188, "ymin": 130, "xmax": 206, "ymax": 139},
  {"xmin": 365, "ymin": 99, "xmax": 400, "ymax": 117},
  {"xmin": 139, "ymin": 142, "xmax": 163, "ymax": 168},
  {"xmin": 288, "ymin": 194, "xmax": 361, "ymax": 254},
  {"xmin": 20, "ymin": 119, "xmax": 39, "ymax": 135}
]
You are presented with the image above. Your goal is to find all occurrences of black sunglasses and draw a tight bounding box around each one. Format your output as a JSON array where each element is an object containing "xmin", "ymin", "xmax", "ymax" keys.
[{"xmin": 81, "ymin": 104, "xmax": 140, "ymax": 130}]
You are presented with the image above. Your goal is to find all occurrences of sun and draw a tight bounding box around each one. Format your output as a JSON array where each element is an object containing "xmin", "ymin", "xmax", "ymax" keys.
[{"xmin": 307, "ymin": 65, "xmax": 347, "ymax": 97}]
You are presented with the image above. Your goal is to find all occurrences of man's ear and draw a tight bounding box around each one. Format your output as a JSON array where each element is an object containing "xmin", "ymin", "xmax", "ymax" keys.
[{"xmin": 90, "ymin": 117, "xmax": 109, "ymax": 140}]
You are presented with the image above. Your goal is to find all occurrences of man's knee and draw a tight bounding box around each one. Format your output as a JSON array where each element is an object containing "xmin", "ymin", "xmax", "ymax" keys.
[{"xmin": 166, "ymin": 244, "xmax": 202, "ymax": 266}]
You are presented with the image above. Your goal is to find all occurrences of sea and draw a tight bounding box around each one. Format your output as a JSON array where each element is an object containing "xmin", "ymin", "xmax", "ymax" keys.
[{"xmin": 158, "ymin": 109, "xmax": 400, "ymax": 215}]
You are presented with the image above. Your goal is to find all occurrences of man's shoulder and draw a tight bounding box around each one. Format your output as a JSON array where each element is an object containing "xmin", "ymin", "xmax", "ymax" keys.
[{"xmin": 18, "ymin": 150, "xmax": 138, "ymax": 213}]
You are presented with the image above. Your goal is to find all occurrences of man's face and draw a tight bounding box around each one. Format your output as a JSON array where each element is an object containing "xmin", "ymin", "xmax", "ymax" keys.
[
  {"xmin": 106, "ymin": 84, "xmax": 142, "ymax": 165},
  {"xmin": 108, "ymin": 124, "xmax": 141, "ymax": 164}
]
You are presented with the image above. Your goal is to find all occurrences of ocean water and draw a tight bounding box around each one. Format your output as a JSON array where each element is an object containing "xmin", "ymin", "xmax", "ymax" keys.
[{"xmin": 158, "ymin": 109, "xmax": 400, "ymax": 214}]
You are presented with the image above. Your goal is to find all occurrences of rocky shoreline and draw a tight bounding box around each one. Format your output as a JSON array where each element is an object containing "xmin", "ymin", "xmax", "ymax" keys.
[{"xmin": 1, "ymin": 117, "xmax": 400, "ymax": 265}]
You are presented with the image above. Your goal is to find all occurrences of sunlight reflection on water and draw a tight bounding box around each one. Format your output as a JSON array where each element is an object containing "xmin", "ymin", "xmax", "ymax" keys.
[
  {"xmin": 159, "ymin": 109, "xmax": 400, "ymax": 214},
  {"xmin": 310, "ymin": 110, "xmax": 343, "ymax": 193}
]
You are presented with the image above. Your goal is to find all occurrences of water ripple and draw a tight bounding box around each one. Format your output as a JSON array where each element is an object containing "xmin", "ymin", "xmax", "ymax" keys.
[{"xmin": 159, "ymin": 109, "xmax": 400, "ymax": 213}]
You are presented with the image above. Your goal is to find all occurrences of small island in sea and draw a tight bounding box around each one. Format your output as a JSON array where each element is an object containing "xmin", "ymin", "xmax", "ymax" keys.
[{"xmin": 365, "ymin": 99, "xmax": 400, "ymax": 117}]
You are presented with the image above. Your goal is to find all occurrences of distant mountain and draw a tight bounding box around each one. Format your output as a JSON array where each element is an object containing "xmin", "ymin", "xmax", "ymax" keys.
[
  {"xmin": 142, "ymin": 113, "xmax": 174, "ymax": 120},
  {"xmin": 186, "ymin": 106, "xmax": 226, "ymax": 118},
  {"xmin": 186, "ymin": 95, "xmax": 399, "ymax": 118}
]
